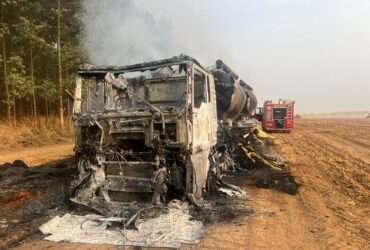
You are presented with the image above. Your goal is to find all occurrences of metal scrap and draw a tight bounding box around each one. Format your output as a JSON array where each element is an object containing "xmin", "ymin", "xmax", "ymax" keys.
[{"xmin": 39, "ymin": 200, "xmax": 203, "ymax": 248}]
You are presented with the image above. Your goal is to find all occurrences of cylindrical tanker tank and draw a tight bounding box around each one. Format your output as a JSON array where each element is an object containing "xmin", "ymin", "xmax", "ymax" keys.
[{"xmin": 211, "ymin": 60, "xmax": 257, "ymax": 121}]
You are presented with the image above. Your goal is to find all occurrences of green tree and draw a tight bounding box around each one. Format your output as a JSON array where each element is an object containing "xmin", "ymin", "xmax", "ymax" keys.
[
  {"xmin": 0, "ymin": 0, "xmax": 84, "ymax": 127},
  {"xmin": 0, "ymin": 1, "xmax": 13, "ymax": 125},
  {"xmin": 7, "ymin": 55, "xmax": 31, "ymax": 125},
  {"xmin": 57, "ymin": 0, "xmax": 64, "ymax": 129},
  {"xmin": 39, "ymin": 79, "xmax": 57, "ymax": 123},
  {"xmin": 16, "ymin": 15, "xmax": 48, "ymax": 119}
]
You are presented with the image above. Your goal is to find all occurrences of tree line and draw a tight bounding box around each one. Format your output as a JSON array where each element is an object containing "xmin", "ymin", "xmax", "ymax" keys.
[{"xmin": 0, "ymin": 0, "xmax": 84, "ymax": 128}]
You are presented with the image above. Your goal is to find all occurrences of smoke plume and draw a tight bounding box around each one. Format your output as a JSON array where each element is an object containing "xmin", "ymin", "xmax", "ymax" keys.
[
  {"xmin": 82, "ymin": 0, "xmax": 370, "ymax": 113},
  {"xmin": 82, "ymin": 0, "xmax": 234, "ymax": 66}
]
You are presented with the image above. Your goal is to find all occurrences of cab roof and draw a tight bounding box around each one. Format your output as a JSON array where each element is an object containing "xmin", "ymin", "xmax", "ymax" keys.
[{"xmin": 78, "ymin": 55, "xmax": 205, "ymax": 76}]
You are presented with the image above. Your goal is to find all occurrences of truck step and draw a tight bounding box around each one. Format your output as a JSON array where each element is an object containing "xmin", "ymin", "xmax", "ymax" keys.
[
  {"xmin": 102, "ymin": 160, "xmax": 155, "ymax": 203},
  {"xmin": 105, "ymin": 175, "xmax": 152, "ymax": 193},
  {"xmin": 103, "ymin": 161, "xmax": 155, "ymax": 178}
]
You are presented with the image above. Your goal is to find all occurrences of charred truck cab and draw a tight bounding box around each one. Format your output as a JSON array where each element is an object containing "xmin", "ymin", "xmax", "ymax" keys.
[{"xmin": 72, "ymin": 56, "xmax": 218, "ymax": 210}]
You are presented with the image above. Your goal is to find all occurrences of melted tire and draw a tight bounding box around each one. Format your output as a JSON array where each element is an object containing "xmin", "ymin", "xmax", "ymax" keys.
[{"xmin": 283, "ymin": 180, "xmax": 298, "ymax": 195}]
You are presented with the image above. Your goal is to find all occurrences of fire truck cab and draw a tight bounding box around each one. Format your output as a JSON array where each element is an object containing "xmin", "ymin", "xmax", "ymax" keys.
[{"xmin": 262, "ymin": 100, "xmax": 294, "ymax": 132}]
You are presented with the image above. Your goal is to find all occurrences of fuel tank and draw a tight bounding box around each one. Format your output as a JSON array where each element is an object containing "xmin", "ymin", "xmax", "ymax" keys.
[{"xmin": 211, "ymin": 60, "xmax": 257, "ymax": 121}]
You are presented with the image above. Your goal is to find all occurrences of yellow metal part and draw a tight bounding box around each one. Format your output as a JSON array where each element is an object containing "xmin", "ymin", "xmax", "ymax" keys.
[{"xmin": 255, "ymin": 127, "xmax": 274, "ymax": 140}]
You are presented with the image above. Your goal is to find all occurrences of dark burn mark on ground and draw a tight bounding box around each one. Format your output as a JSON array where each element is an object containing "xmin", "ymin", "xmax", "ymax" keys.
[
  {"xmin": 0, "ymin": 153, "xmax": 295, "ymax": 249},
  {"xmin": 0, "ymin": 158, "xmax": 76, "ymax": 249}
]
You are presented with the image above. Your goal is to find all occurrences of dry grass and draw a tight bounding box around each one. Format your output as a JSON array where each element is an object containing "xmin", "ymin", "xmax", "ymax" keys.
[{"xmin": 0, "ymin": 116, "xmax": 73, "ymax": 151}]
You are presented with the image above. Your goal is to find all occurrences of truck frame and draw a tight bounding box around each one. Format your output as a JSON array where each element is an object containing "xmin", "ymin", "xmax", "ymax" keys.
[{"xmin": 71, "ymin": 56, "xmax": 219, "ymax": 211}]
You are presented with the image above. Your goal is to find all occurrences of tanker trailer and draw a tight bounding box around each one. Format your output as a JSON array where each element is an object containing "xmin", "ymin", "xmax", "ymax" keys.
[
  {"xmin": 210, "ymin": 61, "xmax": 297, "ymax": 194},
  {"xmin": 210, "ymin": 59, "xmax": 257, "ymax": 123}
]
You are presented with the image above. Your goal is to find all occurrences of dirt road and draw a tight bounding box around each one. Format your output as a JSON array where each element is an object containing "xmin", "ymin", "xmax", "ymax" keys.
[
  {"xmin": 200, "ymin": 118, "xmax": 370, "ymax": 249},
  {"xmin": 2, "ymin": 119, "xmax": 369, "ymax": 249},
  {"xmin": 0, "ymin": 142, "xmax": 74, "ymax": 167},
  {"xmin": 275, "ymin": 119, "xmax": 370, "ymax": 249}
]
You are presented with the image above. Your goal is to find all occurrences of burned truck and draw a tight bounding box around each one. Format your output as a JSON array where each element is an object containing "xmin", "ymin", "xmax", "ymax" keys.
[{"xmin": 71, "ymin": 55, "xmax": 257, "ymax": 212}]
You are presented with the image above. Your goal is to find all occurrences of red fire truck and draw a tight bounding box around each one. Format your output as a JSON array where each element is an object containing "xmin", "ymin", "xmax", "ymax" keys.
[{"xmin": 260, "ymin": 100, "xmax": 295, "ymax": 132}]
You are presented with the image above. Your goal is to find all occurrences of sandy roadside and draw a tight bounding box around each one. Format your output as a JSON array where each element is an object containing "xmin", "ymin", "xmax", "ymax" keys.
[{"xmin": 0, "ymin": 142, "xmax": 74, "ymax": 167}]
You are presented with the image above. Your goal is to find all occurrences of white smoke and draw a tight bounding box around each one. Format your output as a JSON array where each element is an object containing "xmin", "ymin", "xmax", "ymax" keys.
[
  {"xmin": 82, "ymin": 0, "xmax": 370, "ymax": 113},
  {"xmin": 82, "ymin": 0, "xmax": 236, "ymax": 66}
]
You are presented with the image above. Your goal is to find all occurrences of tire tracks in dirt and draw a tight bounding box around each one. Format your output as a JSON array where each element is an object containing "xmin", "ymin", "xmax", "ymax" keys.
[
  {"xmin": 275, "ymin": 119, "xmax": 370, "ymax": 249},
  {"xmin": 5, "ymin": 119, "xmax": 370, "ymax": 249}
]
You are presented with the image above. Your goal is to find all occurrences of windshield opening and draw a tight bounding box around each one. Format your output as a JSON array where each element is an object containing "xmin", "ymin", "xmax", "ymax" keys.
[{"xmin": 78, "ymin": 64, "xmax": 188, "ymax": 113}]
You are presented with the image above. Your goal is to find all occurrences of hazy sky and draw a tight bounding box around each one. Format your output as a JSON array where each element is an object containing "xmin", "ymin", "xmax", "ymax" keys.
[{"xmin": 83, "ymin": 0, "xmax": 370, "ymax": 113}]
